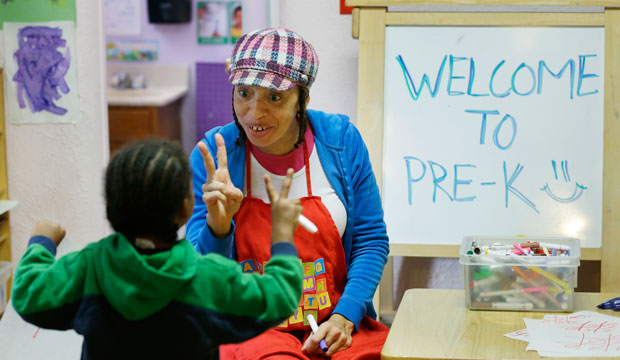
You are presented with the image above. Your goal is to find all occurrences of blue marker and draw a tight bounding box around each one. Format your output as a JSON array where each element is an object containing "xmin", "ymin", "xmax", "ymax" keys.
[{"xmin": 597, "ymin": 296, "xmax": 620, "ymax": 310}]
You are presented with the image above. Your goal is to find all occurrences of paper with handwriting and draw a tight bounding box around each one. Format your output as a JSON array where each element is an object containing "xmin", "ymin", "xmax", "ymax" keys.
[{"xmin": 506, "ymin": 311, "xmax": 620, "ymax": 357}]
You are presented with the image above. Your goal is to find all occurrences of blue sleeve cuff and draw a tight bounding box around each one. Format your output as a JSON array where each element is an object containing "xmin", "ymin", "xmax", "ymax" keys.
[
  {"xmin": 270, "ymin": 242, "xmax": 298, "ymax": 257},
  {"xmin": 197, "ymin": 221, "xmax": 235, "ymax": 257},
  {"xmin": 333, "ymin": 296, "xmax": 366, "ymax": 330},
  {"xmin": 28, "ymin": 236, "xmax": 57, "ymax": 256}
]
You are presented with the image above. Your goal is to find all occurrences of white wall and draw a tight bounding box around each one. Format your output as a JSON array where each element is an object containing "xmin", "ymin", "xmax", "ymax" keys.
[
  {"xmin": 278, "ymin": 0, "xmax": 358, "ymax": 124},
  {"xmin": 6, "ymin": 0, "xmax": 109, "ymax": 268}
]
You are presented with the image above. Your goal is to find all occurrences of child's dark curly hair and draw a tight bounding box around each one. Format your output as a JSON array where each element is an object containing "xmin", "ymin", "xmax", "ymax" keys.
[
  {"xmin": 105, "ymin": 138, "xmax": 191, "ymax": 243},
  {"xmin": 232, "ymin": 85, "xmax": 310, "ymax": 148}
]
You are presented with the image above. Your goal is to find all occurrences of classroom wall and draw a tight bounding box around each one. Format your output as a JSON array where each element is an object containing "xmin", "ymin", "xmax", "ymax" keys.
[
  {"xmin": 3, "ymin": 1, "xmax": 597, "ymax": 309},
  {"xmin": 105, "ymin": 0, "xmax": 267, "ymax": 154},
  {"xmin": 105, "ymin": 0, "xmax": 229, "ymax": 155},
  {"xmin": 104, "ymin": 0, "xmax": 357, "ymax": 154},
  {"xmin": 5, "ymin": 0, "xmax": 109, "ymax": 269}
]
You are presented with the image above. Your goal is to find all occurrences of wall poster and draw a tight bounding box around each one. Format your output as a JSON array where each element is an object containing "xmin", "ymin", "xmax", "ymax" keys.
[
  {"xmin": 197, "ymin": 0, "xmax": 242, "ymax": 45},
  {"xmin": 106, "ymin": 39, "xmax": 159, "ymax": 62}
]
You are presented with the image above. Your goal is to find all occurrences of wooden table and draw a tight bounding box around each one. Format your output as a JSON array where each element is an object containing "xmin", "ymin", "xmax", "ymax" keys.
[{"xmin": 381, "ymin": 289, "xmax": 620, "ymax": 360}]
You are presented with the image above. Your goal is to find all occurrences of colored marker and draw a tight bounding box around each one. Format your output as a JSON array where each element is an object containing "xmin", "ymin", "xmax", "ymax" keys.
[
  {"xmin": 538, "ymin": 242, "xmax": 570, "ymax": 251},
  {"xmin": 530, "ymin": 266, "xmax": 570, "ymax": 292},
  {"xmin": 517, "ymin": 241, "xmax": 571, "ymax": 251},
  {"xmin": 307, "ymin": 314, "xmax": 328, "ymax": 353},
  {"xmin": 597, "ymin": 296, "xmax": 620, "ymax": 309},
  {"xmin": 511, "ymin": 266, "xmax": 561, "ymax": 307},
  {"xmin": 503, "ymin": 294, "xmax": 545, "ymax": 308},
  {"xmin": 521, "ymin": 293, "xmax": 547, "ymax": 308},
  {"xmin": 479, "ymin": 287, "xmax": 547, "ymax": 297},
  {"xmin": 298, "ymin": 214, "xmax": 318, "ymax": 234},
  {"xmin": 472, "ymin": 302, "xmax": 534, "ymax": 310},
  {"xmin": 470, "ymin": 276, "xmax": 500, "ymax": 289},
  {"xmin": 513, "ymin": 243, "xmax": 528, "ymax": 255}
]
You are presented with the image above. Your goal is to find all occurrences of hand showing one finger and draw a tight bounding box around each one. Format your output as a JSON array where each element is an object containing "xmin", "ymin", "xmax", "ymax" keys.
[
  {"xmin": 198, "ymin": 134, "xmax": 243, "ymax": 237},
  {"xmin": 301, "ymin": 314, "xmax": 354, "ymax": 357}
]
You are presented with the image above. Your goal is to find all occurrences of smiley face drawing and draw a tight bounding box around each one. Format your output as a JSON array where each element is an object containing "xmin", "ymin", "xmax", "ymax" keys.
[{"xmin": 540, "ymin": 160, "xmax": 588, "ymax": 203}]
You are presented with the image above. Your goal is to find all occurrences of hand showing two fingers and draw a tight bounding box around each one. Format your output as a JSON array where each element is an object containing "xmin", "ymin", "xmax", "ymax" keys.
[
  {"xmin": 198, "ymin": 133, "xmax": 244, "ymax": 238},
  {"xmin": 264, "ymin": 169, "xmax": 303, "ymax": 245}
]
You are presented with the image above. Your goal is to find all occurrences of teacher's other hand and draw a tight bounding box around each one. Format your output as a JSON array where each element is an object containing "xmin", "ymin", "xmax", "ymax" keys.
[
  {"xmin": 301, "ymin": 313, "xmax": 354, "ymax": 356},
  {"xmin": 198, "ymin": 133, "xmax": 243, "ymax": 238}
]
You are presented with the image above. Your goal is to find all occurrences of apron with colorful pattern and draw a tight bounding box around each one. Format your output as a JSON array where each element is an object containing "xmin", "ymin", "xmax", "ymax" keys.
[{"xmin": 233, "ymin": 140, "xmax": 347, "ymax": 331}]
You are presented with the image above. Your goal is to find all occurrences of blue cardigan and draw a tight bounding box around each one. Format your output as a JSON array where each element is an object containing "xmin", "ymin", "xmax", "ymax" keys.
[{"xmin": 187, "ymin": 109, "xmax": 389, "ymax": 328}]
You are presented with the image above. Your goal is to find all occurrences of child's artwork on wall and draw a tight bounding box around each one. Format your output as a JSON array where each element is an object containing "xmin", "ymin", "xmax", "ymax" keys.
[
  {"xmin": 3, "ymin": 21, "xmax": 79, "ymax": 124},
  {"xmin": 197, "ymin": 0, "xmax": 242, "ymax": 45},
  {"xmin": 106, "ymin": 39, "xmax": 158, "ymax": 62}
]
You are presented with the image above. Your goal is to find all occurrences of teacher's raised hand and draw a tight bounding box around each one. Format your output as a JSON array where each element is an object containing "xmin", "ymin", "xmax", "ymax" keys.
[{"xmin": 198, "ymin": 133, "xmax": 244, "ymax": 238}]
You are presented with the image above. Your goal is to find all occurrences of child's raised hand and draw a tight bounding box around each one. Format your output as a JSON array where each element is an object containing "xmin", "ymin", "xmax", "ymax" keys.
[
  {"xmin": 264, "ymin": 169, "xmax": 303, "ymax": 245},
  {"xmin": 31, "ymin": 221, "xmax": 66, "ymax": 246},
  {"xmin": 198, "ymin": 133, "xmax": 244, "ymax": 238}
]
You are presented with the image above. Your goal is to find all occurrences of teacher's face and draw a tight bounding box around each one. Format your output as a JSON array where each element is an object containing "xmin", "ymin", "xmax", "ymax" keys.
[{"xmin": 233, "ymin": 85, "xmax": 301, "ymax": 155}]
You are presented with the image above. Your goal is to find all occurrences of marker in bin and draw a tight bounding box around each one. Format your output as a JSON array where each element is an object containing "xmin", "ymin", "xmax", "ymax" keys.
[
  {"xmin": 470, "ymin": 241, "xmax": 571, "ymax": 256},
  {"xmin": 307, "ymin": 314, "xmax": 328, "ymax": 353}
]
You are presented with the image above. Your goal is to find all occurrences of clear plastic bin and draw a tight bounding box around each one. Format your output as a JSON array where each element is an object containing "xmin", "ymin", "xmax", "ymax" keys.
[
  {"xmin": 0, "ymin": 261, "xmax": 11, "ymax": 315},
  {"xmin": 459, "ymin": 236, "xmax": 580, "ymax": 312}
]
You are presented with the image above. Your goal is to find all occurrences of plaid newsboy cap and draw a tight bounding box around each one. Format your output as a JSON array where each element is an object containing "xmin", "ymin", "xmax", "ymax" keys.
[{"xmin": 228, "ymin": 28, "xmax": 319, "ymax": 91}]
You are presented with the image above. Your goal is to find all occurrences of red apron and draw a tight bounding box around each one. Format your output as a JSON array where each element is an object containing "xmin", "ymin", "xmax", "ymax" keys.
[{"xmin": 220, "ymin": 141, "xmax": 388, "ymax": 359}]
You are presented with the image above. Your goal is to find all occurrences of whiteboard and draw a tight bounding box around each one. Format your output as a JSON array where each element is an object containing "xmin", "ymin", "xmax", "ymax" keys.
[{"xmin": 383, "ymin": 26, "xmax": 604, "ymax": 247}]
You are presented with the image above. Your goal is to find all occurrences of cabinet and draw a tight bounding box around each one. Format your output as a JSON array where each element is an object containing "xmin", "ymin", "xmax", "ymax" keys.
[
  {"xmin": 108, "ymin": 99, "xmax": 182, "ymax": 154},
  {"xmin": 0, "ymin": 69, "xmax": 13, "ymax": 317}
]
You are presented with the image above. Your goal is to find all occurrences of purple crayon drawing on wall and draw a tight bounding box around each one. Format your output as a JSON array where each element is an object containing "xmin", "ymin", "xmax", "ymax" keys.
[{"xmin": 12, "ymin": 26, "xmax": 71, "ymax": 115}]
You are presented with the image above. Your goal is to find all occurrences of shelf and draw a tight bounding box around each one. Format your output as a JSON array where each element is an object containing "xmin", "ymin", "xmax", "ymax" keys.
[{"xmin": 0, "ymin": 201, "xmax": 17, "ymax": 216}]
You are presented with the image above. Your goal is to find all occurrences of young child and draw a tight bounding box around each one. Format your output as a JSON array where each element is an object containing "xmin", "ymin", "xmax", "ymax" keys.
[{"xmin": 11, "ymin": 138, "xmax": 304, "ymax": 360}]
